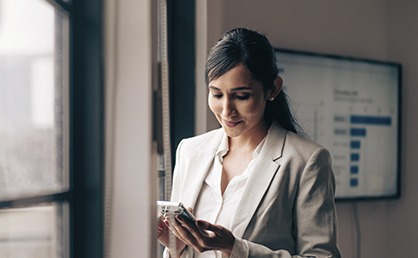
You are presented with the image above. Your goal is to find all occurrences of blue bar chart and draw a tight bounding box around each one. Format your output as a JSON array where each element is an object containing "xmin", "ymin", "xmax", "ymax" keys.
[
  {"xmin": 276, "ymin": 49, "xmax": 400, "ymax": 199},
  {"xmin": 348, "ymin": 115, "xmax": 392, "ymax": 190}
]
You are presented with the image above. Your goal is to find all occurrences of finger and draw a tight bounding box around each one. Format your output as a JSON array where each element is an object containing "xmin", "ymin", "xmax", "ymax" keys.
[
  {"xmin": 167, "ymin": 216, "xmax": 197, "ymax": 247},
  {"xmin": 174, "ymin": 217, "xmax": 215, "ymax": 252},
  {"xmin": 176, "ymin": 214, "xmax": 197, "ymax": 232},
  {"xmin": 196, "ymin": 220, "xmax": 211, "ymax": 229},
  {"xmin": 177, "ymin": 216, "xmax": 211, "ymax": 241},
  {"xmin": 157, "ymin": 221, "xmax": 166, "ymax": 236},
  {"xmin": 196, "ymin": 221, "xmax": 235, "ymax": 251},
  {"xmin": 196, "ymin": 220, "xmax": 225, "ymax": 235}
]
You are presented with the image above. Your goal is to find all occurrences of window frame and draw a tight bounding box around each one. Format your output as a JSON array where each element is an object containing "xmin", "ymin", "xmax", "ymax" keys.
[
  {"xmin": 70, "ymin": 0, "xmax": 104, "ymax": 258},
  {"xmin": 0, "ymin": 1, "xmax": 105, "ymax": 258},
  {"xmin": 167, "ymin": 0, "xmax": 196, "ymax": 163}
]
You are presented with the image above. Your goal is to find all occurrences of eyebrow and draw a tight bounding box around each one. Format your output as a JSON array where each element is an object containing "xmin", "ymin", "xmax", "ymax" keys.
[{"xmin": 208, "ymin": 85, "xmax": 253, "ymax": 91}]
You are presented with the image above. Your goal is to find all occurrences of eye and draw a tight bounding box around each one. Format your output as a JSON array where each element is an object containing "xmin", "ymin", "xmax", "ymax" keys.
[
  {"xmin": 211, "ymin": 92, "xmax": 222, "ymax": 98},
  {"xmin": 236, "ymin": 94, "xmax": 250, "ymax": 100}
]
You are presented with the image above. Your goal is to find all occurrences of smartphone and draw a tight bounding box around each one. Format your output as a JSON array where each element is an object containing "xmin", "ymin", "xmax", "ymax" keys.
[{"xmin": 157, "ymin": 201, "xmax": 196, "ymax": 224}]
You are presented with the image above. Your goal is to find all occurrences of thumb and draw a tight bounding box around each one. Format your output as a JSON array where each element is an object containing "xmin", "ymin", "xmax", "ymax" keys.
[
  {"xmin": 196, "ymin": 220, "xmax": 210, "ymax": 229},
  {"xmin": 197, "ymin": 220, "xmax": 223, "ymax": 233}
]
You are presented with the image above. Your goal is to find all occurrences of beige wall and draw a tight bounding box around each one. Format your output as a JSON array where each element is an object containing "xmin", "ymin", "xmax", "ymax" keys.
[
  {"xmin": 386, "ymin": 1, "xmax": 418, "ymax": 257},
  {"xmin": 106, "ymin": 0, "xmax": 157, "ymax": 257},
  {"xmin": 198, "ymin": 1, "xmax": 418, "ymax": 257}
]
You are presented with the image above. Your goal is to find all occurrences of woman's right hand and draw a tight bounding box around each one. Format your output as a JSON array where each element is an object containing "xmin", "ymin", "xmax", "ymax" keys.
[{"xmin": 157, "ymin": 216, "xmax": 187, "ymax": 257}]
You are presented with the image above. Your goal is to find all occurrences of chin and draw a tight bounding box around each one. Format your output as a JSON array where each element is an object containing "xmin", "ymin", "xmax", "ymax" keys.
[{"xmin": 221, "ymin": 126, "xmax": 243, "ymax": 138}]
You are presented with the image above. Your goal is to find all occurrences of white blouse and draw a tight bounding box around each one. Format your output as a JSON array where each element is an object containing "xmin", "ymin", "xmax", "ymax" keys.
[{"xmin": 193, "ymin": 134, "xmax": 266, "ymax": 258}]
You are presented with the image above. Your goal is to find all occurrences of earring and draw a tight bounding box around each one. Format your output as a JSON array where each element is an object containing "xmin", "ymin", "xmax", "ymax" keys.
[{"xmin": 269, "ymin": 97, "xmax": 275, "ymax": 101}]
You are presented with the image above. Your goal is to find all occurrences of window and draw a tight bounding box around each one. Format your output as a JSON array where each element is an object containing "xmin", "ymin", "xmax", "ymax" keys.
[{"xmin": 0, "ymin": 0, "xmax": 104, "ymax": 257}]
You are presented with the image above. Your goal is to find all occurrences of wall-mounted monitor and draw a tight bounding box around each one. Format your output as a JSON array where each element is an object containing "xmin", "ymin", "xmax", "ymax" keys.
[{"xmin": 275, "ymin": 48, "xmax": 401, "ymax": 201}]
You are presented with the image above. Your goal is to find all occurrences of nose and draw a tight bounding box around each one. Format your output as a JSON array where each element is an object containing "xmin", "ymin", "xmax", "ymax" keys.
[{"xmin": 221, "ymin": 96, "xmax": 236, "ymax": 117}]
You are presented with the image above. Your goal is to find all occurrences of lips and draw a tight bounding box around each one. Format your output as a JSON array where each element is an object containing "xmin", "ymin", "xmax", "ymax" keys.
[{"xmin": 223, "ymin": 120, "xmax": 241, "ymax": 127}]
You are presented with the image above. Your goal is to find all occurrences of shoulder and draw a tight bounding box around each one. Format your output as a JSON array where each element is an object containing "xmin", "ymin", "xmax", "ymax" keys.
[
  {"xmin": 177, "ymin": 127, "xmax": 224, "ymax": 155},
  {"xmin": 285, "ymin": 131, "xmax": 324, "ymax": 153},
  {"xmin": 280, "ymin": 131, "xmax": 335, "ymax": 194},
  {"xmin": 283, "ymin": 130, "xmax": 331, "ymax": 164},
  {"xmin": 265, "ymin": 122, "xmax": 329, "ymax": 163}
]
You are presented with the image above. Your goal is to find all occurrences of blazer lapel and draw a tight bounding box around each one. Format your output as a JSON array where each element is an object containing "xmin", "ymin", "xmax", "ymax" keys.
[
  {"xmin": 180, "ymin": 151, "xmax": 215, "ymax": 209},
  {"xmin": 178, "ymin": 129, "xmax": 224, "ymax": 209},
  {"xmin": 230, "ymin": 158, "xmax": 281, "ymax": 238},
  {"xmin": 231, "ymin": 122, "xmax": 287, "ymax": 238}
]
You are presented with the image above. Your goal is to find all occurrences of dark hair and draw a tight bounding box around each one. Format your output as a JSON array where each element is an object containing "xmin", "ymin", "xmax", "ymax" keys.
[{"xmin": 205, "ymin": 28, "xmax": 302, "ymax": 135}]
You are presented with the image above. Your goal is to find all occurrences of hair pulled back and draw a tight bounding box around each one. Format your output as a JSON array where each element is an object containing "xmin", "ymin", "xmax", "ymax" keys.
[{"xmin": 205, "ymin": 28, "xmax": 301, "ymax": 135}]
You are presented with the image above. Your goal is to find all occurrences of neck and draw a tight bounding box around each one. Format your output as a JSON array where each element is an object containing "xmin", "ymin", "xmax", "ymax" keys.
[{"xmin": 228, "ymin": 121, "xmax": 270, "ymax": 153}]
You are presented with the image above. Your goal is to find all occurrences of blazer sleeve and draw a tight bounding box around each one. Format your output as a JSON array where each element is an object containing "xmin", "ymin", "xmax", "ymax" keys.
[
  {"xmin": 162, "ymin": 139, "xmax": 192, "ymax": 258},
  {"xmin": 229, "ymin": 147, "xmax": 341, "ymax": 258},
  {"xmin": 170, "ymin": 139, "xmax": 185, "ymax": 202}
]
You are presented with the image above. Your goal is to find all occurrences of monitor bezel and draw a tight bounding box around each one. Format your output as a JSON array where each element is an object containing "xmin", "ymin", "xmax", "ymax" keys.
[{"xmin": 274, "ymin": 48, "xmax": 402, "ymax": 202}]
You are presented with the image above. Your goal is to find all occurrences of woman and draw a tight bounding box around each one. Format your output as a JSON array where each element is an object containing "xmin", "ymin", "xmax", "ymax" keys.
[{"xmin": 157, "ymin": 28, "xmax": 341, "ymax": 258}]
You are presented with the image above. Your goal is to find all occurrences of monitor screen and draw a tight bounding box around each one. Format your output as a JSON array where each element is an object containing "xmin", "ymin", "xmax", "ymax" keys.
[{"xmin": 275, "ymin": 49, "xmax": 401, "ymax": 200}]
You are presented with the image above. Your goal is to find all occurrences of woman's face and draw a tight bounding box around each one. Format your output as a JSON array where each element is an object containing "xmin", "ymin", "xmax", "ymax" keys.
[{"xmin": 208, "ymin": 63, "xmax": 270, "ymax": 139}]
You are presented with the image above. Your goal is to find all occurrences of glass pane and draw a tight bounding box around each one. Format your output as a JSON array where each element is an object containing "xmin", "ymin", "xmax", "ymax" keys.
[
  {"xmin": 0, "ymin": 0, "xmax": 70, "ymax": 199},
  {"xmin": 0, "ymin": 203, "xmax": 68, "ymax": 258}
]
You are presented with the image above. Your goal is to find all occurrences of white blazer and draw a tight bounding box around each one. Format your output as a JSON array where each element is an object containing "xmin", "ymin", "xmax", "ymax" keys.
[{"xmin": 169, "ymin": 122, "xmax": 341, "ymax": 258}]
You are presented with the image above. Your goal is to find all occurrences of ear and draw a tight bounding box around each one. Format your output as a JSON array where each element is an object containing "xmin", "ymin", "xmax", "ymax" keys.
[{"xmin": 268, "ymin": 76, "xmax": 283, "ymax": 101}]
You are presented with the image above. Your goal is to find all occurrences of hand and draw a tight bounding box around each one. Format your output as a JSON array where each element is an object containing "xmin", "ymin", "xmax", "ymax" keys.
[
  {"xmin": 172, "ymin": 215, "xmax": 235, "ymax": 256},
  {"xmin": 157, "ymin": 216, "xmax": 187, "ymax": 257}
]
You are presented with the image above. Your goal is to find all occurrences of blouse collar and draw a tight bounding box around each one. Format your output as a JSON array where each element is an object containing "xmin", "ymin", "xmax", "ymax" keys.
[{"xmin": 215, "ymin": 130, "xmax": 268, "ymax": 164}]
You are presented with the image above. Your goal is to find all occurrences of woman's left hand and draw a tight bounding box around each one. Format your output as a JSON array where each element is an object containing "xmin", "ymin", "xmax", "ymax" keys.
[{"xmin": 171, "ymin": 215, "xmax": 236, "ymax": 256}]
